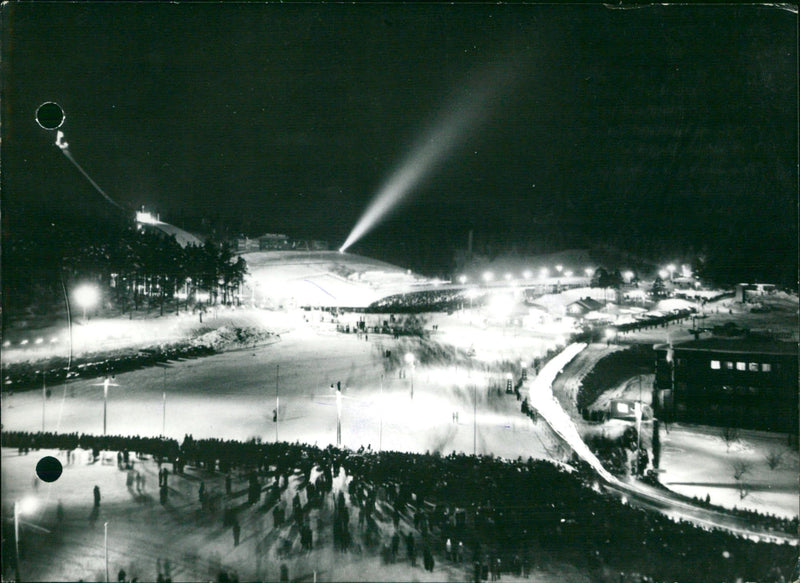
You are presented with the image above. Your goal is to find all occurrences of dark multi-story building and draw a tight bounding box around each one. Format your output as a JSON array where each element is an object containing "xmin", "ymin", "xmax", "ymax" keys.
[{"xmin": 654, "ymin": 335, "xmax": 798, "ymax": 433}]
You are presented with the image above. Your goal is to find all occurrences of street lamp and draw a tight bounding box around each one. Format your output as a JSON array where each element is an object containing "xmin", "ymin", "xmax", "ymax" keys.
[
  {"xmin": 522, "ymin": 270, "xmax": 532, "ymax": 280},
  {"xmin": 458, "ymin": 275, "xmax": 468, "ymax": 285},
  {"xmin": 504, "ymin": 273, "xmax": 512, "ymax": 282},
  {"xmin": 92, "ymin": 376, "xmax": 119, "ymax": 436},
  {"xmin": 14, "ymin": 496, "xmax": 38, "ymax": 582},
  {"xmin": 539, "ymin": 267, "xmax": 549, "ymax": 280},
  {"xmin": 482, "ymin": 271, "xmax": 494, "ymax": 283},
  {"xmin": 404, "ymin": 353, "xmax": 415, "ymax": 399},
  {"xmin": 555, "ymin": 264, "xmax": 563, "ymax": 274},
  {"xmin": 666, "ymin": 264, "xmax": 676, "ymax": 280},
  {"xmin": 623, "ymin": 270, "xmax": 635, "ymax": 284},
  {"xmin": 585, "ymin": 267, "xmax": 594, "ymax": 277},
  {"xmin": 564, "ymin": 270, "xmax": 573, "ymax": 278},
  {"xmin": 73, "ymin": 283, "xmax": 100, "ymax": 322},
  {"xmin": 658, "ymin": 269, "xmax": 669, "ymax": 280}
]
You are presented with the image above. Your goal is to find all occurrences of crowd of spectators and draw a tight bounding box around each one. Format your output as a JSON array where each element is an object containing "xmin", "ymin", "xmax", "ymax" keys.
[
  {"xmin": 3, "ymin": 430, "xmax": 796, "ymax": 582},
  {"xmin": 2, "ymin": 343, "xmax": 215, "ymax": 392},
  {"xmin": 367, "ymin": 289, "xmax": 480, "ymax": 314}
]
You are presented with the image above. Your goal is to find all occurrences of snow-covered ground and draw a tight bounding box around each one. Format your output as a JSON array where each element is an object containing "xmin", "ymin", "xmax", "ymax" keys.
[
  {"xmin": 581, "ymin": 374, "xmax": 799, "ymax": 520},
  {"xmin": 659, "ymin": 424, "xmax": 799, "ymax": 518},
  {"xmin": 242, "ymin": 250, "xmax": 427, "ymax": 308},
  {"xmin": 2, "ymin": 311, "xmax": 564, "ymax": 461},
  {"xmin": 2, "ymin": 447, "xmax": 594, "ymax": 583}
]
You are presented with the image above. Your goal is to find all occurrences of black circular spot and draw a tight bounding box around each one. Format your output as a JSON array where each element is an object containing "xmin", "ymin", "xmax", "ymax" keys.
[
  {"xmin": 36, "ymin": 456, "xmax": 63, "ymax": 483},
  {"xmin": 36, "ymin": 102, "xmax": 65, "ymax": 130}
]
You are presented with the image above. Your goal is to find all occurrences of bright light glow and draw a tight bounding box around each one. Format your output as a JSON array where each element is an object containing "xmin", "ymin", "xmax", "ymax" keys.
[
  {"xmin": 658, "ymin": 269, "xmax": 668, "ymax": 279},
  {"xmin": 404, "ymin": 352, "xmax": 415, "ymax": 366},
  {"xmin": 482, "ymin": 271, "xmax": 494, "ymax": 282},
  {"xmin": 2, "ymin": 340, "xmax": 10, "ymax": 347},
  {"xmin": 681, "ymin": 264, "xmax": 692, "ymax": 277},
  {"xmin": 20, "ymin": 339, "xmax": 29, "ymax": 346},
  {"xmin": 604, "ymin": 328, "xmax": 616, "ymax": 339},
  {"xmin": 458, "ymin": 275, "xmax": 468, "ymax": 284},
  {"xmin": 18, "ymin": 496, "xmax": 38, "ymax": 516},
  {"xmin": 488, "ymin": 294, "xmax": 514, "ymax": 319},
  {"xmin": 339, "ymin": 63, "xmax": 515, "ymax": 253},
  {"xmin": 564, "ymin": 270, "xmax": 573, "ymax": 277},
  {"xmin": 135, "ymin": 211, "xmax": 162, "ymax": 225},
  {"xmin": 667, "ymin": 264, "xmax": 676, "ymax": 273},
  {"xmin": 539, "ymin": 268, "xmax": 549, "ymax": 279},
  {"xmin": 73, "ymin": 284, "xmax": 100, "ymax": 309},
  {"xmin": 555, "ymin": 264, "xmax": 563, "ymax": 273},
  {"xmin": 585, "ymin": 267, "xmax": 594, "ymax": 277},
  {"xmin": 522, "ymin": 270, "xmax": 532, "ymax": 279},
  {"xmin": 196, "ymin": 291, "xmax": 210, "ymax": 303},
  {"xmin": 35, "ymin": 337, "xmax": 43, "ymax": 344},
  {"xmin": 623, "ymin": 270, "xmax": 634, "ymax": 283},
  {"xmin": 504, "ymin": 273, "xmax": 512, "ymax": 281},
  {"xmin": 50, "ymin": 336, "xmax": 59, "ymax": 343}
]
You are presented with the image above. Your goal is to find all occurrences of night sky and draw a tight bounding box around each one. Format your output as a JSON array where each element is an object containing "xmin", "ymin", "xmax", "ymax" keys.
[{"xmin": 2, "ymin": 3, "xmax": 797, "ymax": 278}]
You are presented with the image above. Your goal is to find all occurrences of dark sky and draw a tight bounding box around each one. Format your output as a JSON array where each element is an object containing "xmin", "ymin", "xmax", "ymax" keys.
[{"xmin": 2, "ymin": 3, "xmax": 797, "ymax": 277}]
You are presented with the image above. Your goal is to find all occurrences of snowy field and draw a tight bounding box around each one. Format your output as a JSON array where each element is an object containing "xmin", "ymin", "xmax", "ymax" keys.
[
  {"xmin": 2, "ymin": 447, "xmax": 593, "ymax": 583},
  {"xmin": 659, "ymin": 424, "xmax": 799, "ymax": 519},
  {"xmin": 242, "ymin": 250, "xmax": 426, "ymax": 308},
  {"xmin": 2, "ymin": 311, "xmax": 565, "ymax": 461}
]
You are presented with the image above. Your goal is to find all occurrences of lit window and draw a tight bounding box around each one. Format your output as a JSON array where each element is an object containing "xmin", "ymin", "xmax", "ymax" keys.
[
  {"xmin": 761, "ymin": 363, "xmax": 771, "ymax": 372},
  {"xmin": 736, "ymin": 362, "xmax": 746, "ymax": 371},
  {"xmin": 725, "ymin": 362, "xmax": 734, "ymax": 370},
  {"xmin": 710, "ymin": 360, "xmax": 721, "ymax": 370},
  {"xmin": 749, "ymin": 363, "xmax": 759, "ymax": 372}
]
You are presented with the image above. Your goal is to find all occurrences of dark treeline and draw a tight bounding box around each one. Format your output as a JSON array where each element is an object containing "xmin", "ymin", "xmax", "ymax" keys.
[{"xmin": 3, "ymin": 217, "xmax": 247, "ymax": 316}]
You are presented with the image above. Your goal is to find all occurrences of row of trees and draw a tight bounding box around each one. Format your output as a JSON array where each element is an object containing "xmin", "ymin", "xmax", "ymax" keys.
[
  {"xmin": 60, "ymin": 227, "xmax": 248, "ymax": 314},
  {"xmin": 4, "ymin": 220, "xmax": 247, "ymax": 316}
]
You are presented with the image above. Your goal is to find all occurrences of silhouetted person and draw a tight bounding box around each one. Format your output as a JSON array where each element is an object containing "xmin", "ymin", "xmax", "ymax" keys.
[{"xmin": 94, "ymin": 485, "xmax": 101, "ymax": 507}]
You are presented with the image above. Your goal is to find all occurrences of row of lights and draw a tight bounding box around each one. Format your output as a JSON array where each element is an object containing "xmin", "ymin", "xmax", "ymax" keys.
[
  {"xmin": 3, "ymin": 337, "xmax": 63, "ymax": 348},
  {"xmin": 458, "ymin": 265, "xmax": 594, "ymax": 285}
]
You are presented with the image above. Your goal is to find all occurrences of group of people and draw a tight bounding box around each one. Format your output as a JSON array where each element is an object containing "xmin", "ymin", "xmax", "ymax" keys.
[{"xmin": 3, "ymin": 429, "xmax": 796, "ymax": 583}]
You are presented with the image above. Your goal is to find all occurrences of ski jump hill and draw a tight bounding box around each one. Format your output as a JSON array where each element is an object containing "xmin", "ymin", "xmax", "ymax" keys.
[{"xmin": 242, "ymin": 250, "xmax": 430, "ymax": 309}]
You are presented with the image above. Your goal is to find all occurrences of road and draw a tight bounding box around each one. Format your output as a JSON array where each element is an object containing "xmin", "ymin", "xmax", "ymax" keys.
[{"xmin": 529, "ymin": 343, "xmax": 798, "ymax": 545}]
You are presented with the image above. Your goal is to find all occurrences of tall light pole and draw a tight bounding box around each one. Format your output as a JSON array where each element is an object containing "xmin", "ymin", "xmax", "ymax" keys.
[
  {"xmin": 275, "ymin": 364, "xmax": 280, "ymax": 442},
  {"xmin": 335, "ymin": 388, "xmax": 342, "ymax": 446},
  {"xmin": 14, "ymin": 497, "xmax": 38, "ymax": 582},
  {"xmin": 73, "ymin": 283, "xmax": 99, "ymax": 323},
  {"xmin": 41, "ymin": 371, "xmax": 46, "ymax": 432},
  {"xmin": 404, "ymin": 353, "xmax": 415, "ymax": 400},
  {"xmin": 379, "ymin": 374, "xmax": 384, "ymax": 452},
  {"xmin": 162, "ymin": 367, "xmax": 167, "ymax": 437},
  {"xmin": 104, "ymin": 522, "xmax": 109, "ymax": 583},
  {"xmin": 92, "ymin": 376, "xmax": 119, "ymax": 436},
  {"xmin": 473, "ymin": 384, "xmax": 477, "ymax": 456}
]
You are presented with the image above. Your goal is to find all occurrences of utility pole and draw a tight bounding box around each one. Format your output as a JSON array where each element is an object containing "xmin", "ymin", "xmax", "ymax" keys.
[
  {"xmin": 42, "ymin": 371, "xmax": 46, "ymax": 432},
  {"xmin": 162, "ymin": 368, "xmax": 167, "ymax": 436},
  {"xmin": 104, "ymin": 522, "xmax": 109, "ymax": 583},
  {"xmin": 379, "ymin": 374, "xmax": 383, "ymax": 452},
  {"xmin": 473, "ymin": 384, "xmax": 477, "ymax": 456},
  {"xmin": 275, "ymin": 364, "xmax": 279, "ymax": 442}
]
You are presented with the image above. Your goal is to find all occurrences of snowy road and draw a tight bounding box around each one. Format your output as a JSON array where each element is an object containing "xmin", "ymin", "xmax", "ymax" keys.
[{"xmin": 529, "ymin": 344, "xmax": 798, "ymax": 545}]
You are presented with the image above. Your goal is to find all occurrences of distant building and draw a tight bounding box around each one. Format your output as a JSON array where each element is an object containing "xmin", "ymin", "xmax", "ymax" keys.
[
  {"xmin": 735, "ymin": 283, "xmax": 777, "ymax": 303},
  {"xmin": 654, "ymin": 335, "xmax": 798, "ymax": 432},
  {"xmin": 566, "ymin": 297, "xmax": 604, "ymax": 317},
  {"xmin": 258, "ymin": 233, "xmax": 291, "ymax": 250},
  {"xmin": 231, "ymin": 236, "xmax": 260, "ymax": 254}
]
